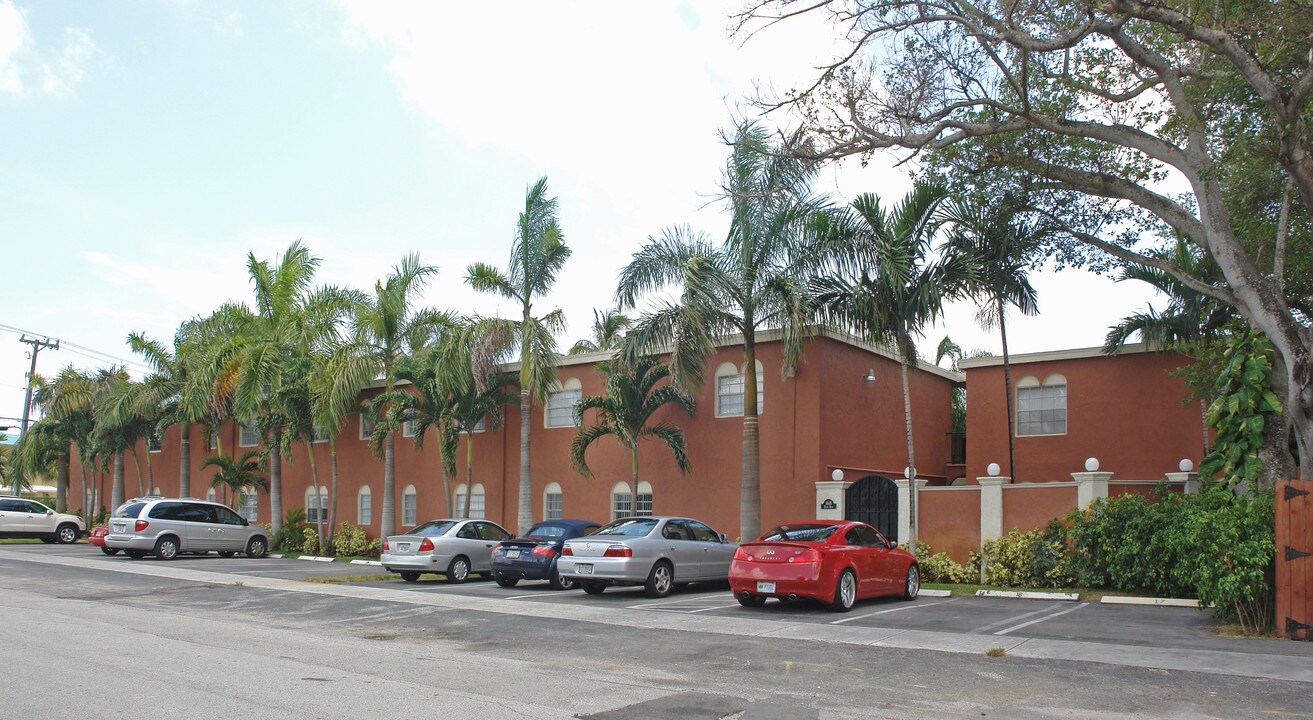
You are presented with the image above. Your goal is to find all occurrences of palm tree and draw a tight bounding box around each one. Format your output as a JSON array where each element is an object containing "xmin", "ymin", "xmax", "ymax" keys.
[
  {"xmin": 125, "ymin": 321, "xmax": 210, "ymax": 498},
  {"xmin": 570, "ymin": 356, "xmax": 695, "ymax": 516},
  {"xmin": 615, "ymin": 122, "xmax": 825, "ymax": 540},
  {"xmin": 466, "ymin": 176, "xmax": 572, "ymax": 534},
  {"xmin": 22, "ymin": 367, "xmax": 95, "ymax": 512},
  {"xmin": 943, "ymin": 199, "xmax": 1045, "ymax": 482},
  {"xmin": 201, "ymin": 450, "xmax": 268, "ymax": 508},
  {"xmin": 812, "ymin": 182, "xmax": 975, "ymax": 555},
  {"xmin": 322, "ymin": 254, "xmax": 445, "ymax": 539},
  {"xmin": 569, "ymin": 308, "xmax": 631, "ymax": 355}
]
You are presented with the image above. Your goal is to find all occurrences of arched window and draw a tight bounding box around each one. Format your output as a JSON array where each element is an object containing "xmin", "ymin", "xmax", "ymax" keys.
[
  {"xmin": 715, "ymin": 361, "xmax": 764, "ymax": 417},
  {"xmin": 454, "ymin": 483, "xmax": 469, "ymax": 518},
  {"xmin": 546, "ymin": 377, "xmax": 583, "ymax": 428},
  {"xmin": 357, "ymin": 486, "xmax": 372, "ymax": 525},
  {"xmin": 610, "ymin": 481, "xmax": 653, "ymax": 520},
  {"xmin": 305, "ymin": 486, "xmax": 328, "ymax": 523},
  {"xmin": 402, "ymin": 484, "xmax": 417, "ymax": 526},
  {"xmin": 1016, "ymin": 373, "xmax": 1067, "ymax": 436},
  {"xmin": 206, "ymin": 488, "xmax": 216, "ymax": 503},
  {"xmin": 543, "ymin": 482, "xmax": 563, "ymax": 520},
  {"xmin": 239, "ymin": 486, "xmax": 259, "ymax": 521},
  {"xmin": 469, "ymin": 483, "xmax": 486, "ymax": 519}
]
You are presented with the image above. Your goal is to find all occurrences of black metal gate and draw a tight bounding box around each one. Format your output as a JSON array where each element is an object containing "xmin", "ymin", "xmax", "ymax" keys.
[{"xmin": 845, "ymin": 475, "xmax": 898, "ymax": 544}]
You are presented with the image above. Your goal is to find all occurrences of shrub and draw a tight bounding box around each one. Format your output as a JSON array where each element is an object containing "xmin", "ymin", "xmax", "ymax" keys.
[
  {"xmin": 976, "ymin": 527, "xmax": 1070, "ymax": 589},
  {"xmin": 1171, "ymin": 486, "xmax": 1275, "ymax": 632},
  {"xmin": 1061, "ymin": 489, "xmax": 1192, "ymax": 597},
  {"xmin": 272, "ymin": 508, "xmax": 306, "ymax": 552},
  {"xmin": 919, "ymin": 551, "xmax": 973, "ymax": 584},
  {"xmin": 331, "ymin": 522, "xmax": 381, "ymax": 558},
  {"xmin": 300, "ymin": 527, "xmax": 322, "ymax": 555}
]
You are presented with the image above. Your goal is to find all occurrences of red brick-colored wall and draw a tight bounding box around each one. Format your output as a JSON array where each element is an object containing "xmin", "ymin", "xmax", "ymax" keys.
[
  {"xmin": 919, "ymin": 487, "xmax": 980, "ymax": 564},
  {"xmin": 1001, "ymin": 483, "xmax": 1079, "ymax": 532}
]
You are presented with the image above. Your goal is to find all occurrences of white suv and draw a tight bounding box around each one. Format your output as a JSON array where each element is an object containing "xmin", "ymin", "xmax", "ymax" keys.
[
  {"xmin": 105, "ymin": 498, "xmax": 270, "ymax": 560},
  {"xmin": 0, "ymin": 497, "xmax": 85, "ymax": 544}
]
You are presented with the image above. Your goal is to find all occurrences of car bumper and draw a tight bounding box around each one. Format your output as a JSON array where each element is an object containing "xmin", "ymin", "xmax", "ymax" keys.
[
  {"xmin": 491, "ymin": 556, "xmax": 555, "ymax": 581},
  {"xmin": 729, "ymin": 562, "xmax": 829, "ymax": 600},
  {"xmin": 104, "ymin": 534, "xmax": 158, "ymax": 550},
  {"xmin": 380, "ymin": 552, "xmax": 454, "ymax": 573},
  {"xmin": 556, "ymin": 556, "xmax": 650, "ymax": 583}
]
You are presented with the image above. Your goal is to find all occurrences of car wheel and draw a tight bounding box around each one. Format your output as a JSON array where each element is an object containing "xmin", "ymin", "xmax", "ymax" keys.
[
  {"xmin": 125, "ymin": 549, "xmax": 146, "ymax": 559},
  {"xmin": 828, "ymin": 569, "xmax": 857, "ymax": 612},
  {"xmin": 218, "ymin": 551, "xmax": 236, "ymax": 558},
  {"xmin": 494, "ymin": 574, "xmax": 519, "ymax": 588},
  {"xmin": 55, "ymin": 523, "xmax": 79, "ymax": 544},
  {"xmin": 100, "ymin": 547, "xmax": 119, "ymax": 556},
  {"xmin": 549, "ymin": 569, "xmax": 575, "ymax": 591},
  {"xmin": 737, "ymin": 593, "xmax": 767, "ymax": 607},
  {"xmin": 446, "ymin": 556, "xmax": 471, "ymax": 584},
  {"xmin": 581, "ymin": 581, "xmax": 606, "ymax": 595},
  {"xmin": 644, "ymin": 561, "xmax": 674, "ymax": 598},
  {"xmin": 400, "ymin": 572, "xmax": 421, "ymax": 582},
  {"xmin": 154, "ymin": 536, "xmax": 180, "ymax": 561},
  {"xmin": 245, "ymin": 536, "xmax": 268, "ymax": 559},
  {"xmin": 901, "ymin": 564, "xmax": 920, "ymax": 601}
]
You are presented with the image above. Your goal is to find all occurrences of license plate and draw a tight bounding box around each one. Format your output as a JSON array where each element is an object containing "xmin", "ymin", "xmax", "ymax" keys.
[
  {"xmin": 397, "ymin": 542, "xmax": 411, "ymax": 552},
  {"xmin": 576, "ymin": 563, "xmax": 593, "ymax": 575},
  {"xmin": 506, "ymin": 549, "xmax": 520, "ymax": 559},
  {"xmin": 757, "ymin": 581, "xmax": 776, "ymax": 594}
]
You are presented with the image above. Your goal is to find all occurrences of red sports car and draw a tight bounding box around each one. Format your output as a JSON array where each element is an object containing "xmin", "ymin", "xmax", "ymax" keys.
[
  {"xmin": 729, "ymin": 520, "xmax": 919, "ymax": 612},
  {"xmin": 88, "ymin": 526, "xmax": 117, "ymax": 555}
]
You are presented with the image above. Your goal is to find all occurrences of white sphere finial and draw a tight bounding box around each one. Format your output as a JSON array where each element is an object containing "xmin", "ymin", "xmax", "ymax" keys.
[
  {"xmin": 830, "ymin": 468, "xmax": 844, "ymax": 482},
  {"xmin": 903, "ymin": 466, "xmax": 913, "ymax": 479},
  {"xmin": 986, "ymin": 462, "xmax": 1001, "ymax": 477},
  {"xmin": 1084, "ymin": 457, "xmax": 1100, "ymax": 472},
  {"xmin": 1178, "ymin": 458, "xmax": 1194, "ymax": 472}
]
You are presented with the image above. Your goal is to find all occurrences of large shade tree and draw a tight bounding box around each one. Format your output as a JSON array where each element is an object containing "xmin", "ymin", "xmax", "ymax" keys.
[
  {"xmin": 466, "ymin": 176, "xmax": 571, "ymax": 534},
  {"xmin": 739, "ymin": 0, "xmax": 1313, "ymax": 477},
  {"xmin": 616, "ymin": 122, "xmax": 826, "ymax": 540}
]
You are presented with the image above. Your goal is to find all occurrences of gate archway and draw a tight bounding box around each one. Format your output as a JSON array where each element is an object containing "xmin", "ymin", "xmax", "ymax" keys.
[{"xmin": 845, "ymin": 475, "xmax": 898, "ymax": 544}]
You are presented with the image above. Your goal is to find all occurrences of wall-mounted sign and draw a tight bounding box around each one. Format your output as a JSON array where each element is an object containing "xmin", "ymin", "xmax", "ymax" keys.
[{"xmin": 820, "ymin": 499, "xmax": 837, "ymax": 510}]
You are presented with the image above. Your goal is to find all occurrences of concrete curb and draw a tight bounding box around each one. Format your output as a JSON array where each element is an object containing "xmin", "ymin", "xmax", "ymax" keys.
[
  {"xmin": 349, "ymin": 559, "xmax": 383, "ymax": 566},
  {"xmin": 1101, "ymin": 595, "xmax": 1201, "ymax": 608},
  {"xmin": 919, "ymin": 589, "xmax": 952, "ymax": 598},
  {"xmin": 297, "ymin": 555, "xmax": 335, "ymax": 562},
  {"xmin": 976, "ymin": 590, "xmax": 1079, "ymax": 601}
]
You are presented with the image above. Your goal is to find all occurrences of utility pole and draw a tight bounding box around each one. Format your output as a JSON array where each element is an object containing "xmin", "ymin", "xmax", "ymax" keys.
[{"xmin": 15, "ymin": 335, "xmax": 59, "ymax": 496}]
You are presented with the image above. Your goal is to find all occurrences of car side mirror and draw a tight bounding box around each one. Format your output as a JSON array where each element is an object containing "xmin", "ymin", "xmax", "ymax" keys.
[
  {"xmin": 719, "ymin": 533, "xmax": 728, "ymax": 543},
  {"xmin": 241, "ymin": 518, "xmax": 249, "ymax": 526},
  {"xmin": 46, "ymin": 510, "xmax": 54, "ymax": 516}
]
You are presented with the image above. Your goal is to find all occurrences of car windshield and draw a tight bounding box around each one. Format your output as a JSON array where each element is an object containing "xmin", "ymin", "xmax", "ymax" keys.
[
  {"xmin": 409, "ymin": 521, "xmax": 456, "ymax": 537},
  {"xmin": 591, "ymin": 518, "xmax": 659, "ymax": 537},
  {"xmin": 525, "ymin": 523, "xmax": 567, "ymax": 539},
  {"xmin": 760, "ymin": 524, "xmax": 839, "ymax": 542},
  {"xmin": 112, "ymin": 502, "xmax": 147, "ymax": 519}
]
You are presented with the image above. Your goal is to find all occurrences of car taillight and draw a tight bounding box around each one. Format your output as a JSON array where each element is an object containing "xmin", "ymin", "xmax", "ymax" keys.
[
  {"xmin": 382, "ymin": 539, "xmax": 390, "ymax": 551},
  {"xmin": 531, "ymin": 545, "xmax": 557, "ymax": 558},
  {"xmin": 134, "ymin": 520, "xmax": 149, "ymax": 532},
  {"xmin": 419, "ymin": 538, "xmax": 434, "ymax": 552},
  {"xmin": 562, "ymin": 545, "xmax": 573, "ymax": 556},
  {"xmin": 787, "ymin": 548, "xmax": 822, "ymax": 563},
  {"xmin": 732, "ymin": 547, "xmax": 749, "ymax": 561},
  {"xmin": 603, "ymin": 544, "xmax": 632, "ymax": 558}
]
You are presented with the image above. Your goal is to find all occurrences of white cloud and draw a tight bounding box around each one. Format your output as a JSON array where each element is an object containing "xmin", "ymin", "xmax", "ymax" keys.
[
  {"xmin": 0, "ymin": 0, "xmax": 31, "ymax": 94},
  {"xmin": 40, "ymin": 27, "xmax": 94, "ymax": 96},
  {"xmin": 0, "ymin": 2, "xmax": 95, "ymax": 97}
]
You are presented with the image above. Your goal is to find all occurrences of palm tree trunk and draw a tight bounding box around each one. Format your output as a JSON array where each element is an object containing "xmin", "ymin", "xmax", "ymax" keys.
[
  {"xmin": 999, "ymin": 298, "xmax": 1017, "ymax": 483},
  {"xmin": 179, "ymin": 421, "xmax": 191, "ymax": 498},
  {"xmin": 381, "ymin": 431, "xmax": 396, "ymax": 537},
  {"xmin": 741, "ymin": 339, "xmax": 761, "ymax": 541},
  {"xmin": 630, "ymin": 445, "xmax": 640, "ymax": 517},
  {"xmin": 129, "ymin": 450, "xmax": 144, "ymax": 497},
  {"xmin": 269, "ymin": 427, "xmax": 283, "ymax": 533},
  {"xmin": 518, "ymin": 386, "xmax": 532, "ymax": 534},
  {"xmin": 329, "ymin": 440, "xmax": 339, "ymax": 535},
  {"xmin": 79, "ymin": 464, "xmax": 89, "ymax": 521},
  {"xmin": 463, "ymin": 436, "xmax": 474, "ymax": 519},
  {"xmin": 1200, "ymin": 399, "xmax": 1209, "ymax": 458},
  {"xmin": 306, "ymin": 439, "xmax": 325, "ymax": 552},
  {"xmin": 145, "ymin": 448, "xmax": 154, "ymax": 493},
  {"xmin": 900, "ymin": 358, "xmax": 918, "ymax": 557},
  {"xmin": 56, "ymin": 451, "xmax": 69, "ymax": 513},
  {"xmin": 111, "ymin": 452, "xmax": 125, "ymax": 512}
]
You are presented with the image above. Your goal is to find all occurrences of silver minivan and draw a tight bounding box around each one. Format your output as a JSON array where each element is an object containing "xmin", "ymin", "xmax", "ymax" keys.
[{"xmin": 105, "ymin": 498, "xmax": 270, "ymax": 560}]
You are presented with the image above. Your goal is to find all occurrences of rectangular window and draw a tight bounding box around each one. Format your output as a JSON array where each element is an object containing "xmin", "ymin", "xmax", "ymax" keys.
[
  {"xmin": 472, "ymin": 416, "xmax": 486, "ymax": 433},
  {"xmin": 358, "ymin": 493, "xmax": 371, "ymax": 525},
  {"xmin": 545, "ymin": 492, "xmax": 563, "ymax": 520},
  {"xmin": 359, "ymin": 414, "xmax": 374, "ymax": 441},
  {"xmin": 402, "ymin": 494, "xmax": 417, "ymax": 526},
  {"xmin": 239, "ymin": 423, "xmax": 259, "ymax": 447},
  {"xmin": 209, "ymin": 432, "xmax": 218, "ymax": 451},
  {"xmin": 402, "ymin": 418, "xmax": 417, "ymax": 438},
  {"xmin": 239, "ymin": 493, "xmax": 259, "ymax": 521},
  {"xmin": 311, "ymin": 425, "xmax": 330, "ymax": 443},
  {"xmin": 545, "ymin": 389, "xmax": 581, "ymax": 428},
  {"xmin": 147, "ymin": 433, "xmax": 162, "ymax": 453},
  {"xmin": 306, "ymin": 491, "xmax": 325, "ymax": 523},
  {"xmin": 611, "ymin": 492, "xmax": 653, "ymax": 520},
  {"xmin": 717, "ymin": 372, "xmax": 763, "ymax": 417},
  {"xmin": 1017, "ymin": 384, "xmax": 1067, "ymax": 436},
  {"xmin": 468, "ymin": 492, "xmax": 485, "ymax": 520}
]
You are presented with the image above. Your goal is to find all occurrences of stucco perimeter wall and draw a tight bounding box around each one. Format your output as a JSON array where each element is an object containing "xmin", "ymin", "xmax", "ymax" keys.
[
  {"xmin": 918, "ymin": 487, "xmax": 980, "ymax": 565},
  {"xmin": 1001, "ymin": 482, "xmax": 1079, "ymax": 533},
  {"xmin": 1109, "ymin": 482, "xmax": 1182, "ymax": 499}
]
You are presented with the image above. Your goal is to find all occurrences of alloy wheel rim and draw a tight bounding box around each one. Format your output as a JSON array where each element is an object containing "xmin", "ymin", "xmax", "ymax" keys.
[
  {"xmin": 454, "ymin": 561, "xmax": 468, "ymax": 580},
  {"xmin": 908, "ymin": 568, "xmax": 919, "ymax": 597},
  {"xmin": 60, "ymin": 528, "xmax": 75, "ymax": 543},
  {"xmin": 841, "ymin": 573, "xmax": 855, "ymax": 606},
  {"xmin": 656, "ymin": 566, "xmax": 671, "ymax": 593}
]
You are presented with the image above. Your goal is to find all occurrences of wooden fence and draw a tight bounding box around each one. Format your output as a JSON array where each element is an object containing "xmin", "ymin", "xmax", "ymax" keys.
[{"xmin": 1276, "ymin": 480, "xmax": 1312, "ymax": 641}]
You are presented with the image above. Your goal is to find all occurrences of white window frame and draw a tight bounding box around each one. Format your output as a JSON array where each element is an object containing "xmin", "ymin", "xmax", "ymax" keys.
[
  {"xmin": 239, "ymin": 486, "xmax": 259, "ymax": 521},
  {"xmin": 402, "ymin": 484, "xmax": 417, "ymax": 526},
  {"xmin": 471, "ymin": 415, "xmax": 486, "ymax": 433},
  {"xmin": 357, "ymin": 486, "xmax": 372, "ymax": 525},
  {"xmin": 468, "ymin": 483, "xmax": 486, "ymax": 519},
  {"xmin": 715, "ymin": 361, "xmax": 764, "ymax": 417},
  {"xmin": 311, "ymin": 425, "xmax": 330, "ymax": 444},
  {"xmin": 543, "ymin": 482, "xmax": 563, "ymax": 520},
  {"xmin": 1016, "ymin": 374, "xmax": 1068, "ymax": 437},
  {"xmin": 454, "ymin": 483, "xmax": 469, "ymax": 518},
  {"xmin": 305, "ymin": 486, "xmax": 328, "ymax": 523},
  {"xmin": 545, "ymin": 378, "xmax": 583, "ymax": 428},
  {"xmin": 239, "ymin": 422, "xmax": 259, "ymax": 448},
  {"xmin": 209, "ymin": 432, "xmax": 219, "ymax": 451},
  {"xmin": 610, "ymin": 481, "xmax": 653, "ymax": 521},
  {"xmin": 147, "ymin": 432, "xmax": 162, "ymax": 453},
  {"xmin": 206, "ymin": 488, "xmax": 216, "ymax": 503},
  {"xmin": 358, "ymin": 413, "xmax": 374, "ymax": 441}
]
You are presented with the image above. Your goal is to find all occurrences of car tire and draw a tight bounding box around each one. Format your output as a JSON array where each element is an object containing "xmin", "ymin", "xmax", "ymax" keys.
[
  {"xmin": 828, "ymin": 569, "xmax": 857, "ymax": 612},
  {"xmin": 494, "ymin": 574, "xmax": 519, "ymax": 588},
  {"xmin": 644, "ymin": 561, "xmax": 674, "ymax": 598},
  {"xmin": 549, "ymin": 569, "xmax": 575, "ymax": 591},
  {"xmin": 674, "ymin": 582, "xmax": 690, "ymax": 591},
  {"xmin": 245, "ymin": 536, "xmax": 268, "ymax": 559},
  {"xmin": 446, "ymin": 556, "xmax": 471, "ymax": 584},
  {"xmin": 154, "ymin": 536, "xmax": 180, "ymax": 561},
  {"xmin": 55, "ymin": 523, "xmax": 79, "ymax": 544},
  {"xmin": 100, "ymin": 547, "xmax": 119, "ymax": 556},
  {"xmin": 400, "ymin": 572, "xmax": 421, "ymax": 582},
  {"xmin": 125, "ymin": 549, "xmax": 146, "ymax": 559},
  {"xmin": 737, "ymin": 593, "xmax": 767, "ymax": 607},
  {"xmin": 901, "ymin": 564, "xmax": 920, "ymax": 601},
  {"xmin": 218, "ymin": 551, "xmax": 236, "ymax": 558},
  {"xmin": 581, "ymin": 581, "xmax": 606, "ymax": 595}
]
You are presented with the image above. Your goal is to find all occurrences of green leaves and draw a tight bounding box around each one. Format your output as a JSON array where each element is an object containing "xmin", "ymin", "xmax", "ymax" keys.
[{"xmin": 1199, "ymin": 331, "xmax": 1283, "ymax": 488}]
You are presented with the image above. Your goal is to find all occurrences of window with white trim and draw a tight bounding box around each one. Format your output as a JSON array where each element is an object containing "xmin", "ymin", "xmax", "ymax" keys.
[
  {"xmin": 545, "ymin": 378, "xmax": 582, "ymax": 428},
  {"xmin": 402, "ymin": 409, "xmax": 418, "ymax": 438},
  {"xmin": 454, "ymin": 483, "xmax": 469, "ymax": 518},
  {"xmin": 544, "ymin": 482, "xmax": 563, "ymax": 520},
  {"xmin": 209, "ymin": 432, "xmax": 219, "ymax": 451},
  {"xmin": 715, "ymin": 361, "xmax": 764, "ymax": 417},
  {"xmin": 147, "ymin": 432, "xmax": 162, "ymax": 453},
  {"xmin": 357, "ymin": 486, "xmax": 371, "ymax": 525},
  {"xmin": 1017, "ymin": 374, "xmax": 1067, "ymax": 436},
  {"xmin": 311, "ymin": 425, "xmax": 330, "ymax": 443},
  {"xmin": 358, "ymin": 414, "xmax": 374, "ymax": 441},
  {"xmin": 472, "ymin": 415, "xmax": 486, "ymax": 433},
  {"xmin": 468, "ymin": 483, "xmax": 485, "ymax": 519},
  {"xmin": 239, "ymin": 487, "xmax": 259, "ymax": 521},
  {"xmin": 610, "ymin": 481, "xmax": 653, "ymax": 520},
  {"xmin": 402, "ymin": 484, "xmax": 417, "ymax": 526},
  {"xmin": 206, "ymin": 488, "xmax": 216, "ymax": 503},
  {"xmin": 239, "ymin": 422, "xmax": 259, "ymax": 447},
  {"xmin": 305, "ymin": 486, "xmax": 328, "ymax": 523}
]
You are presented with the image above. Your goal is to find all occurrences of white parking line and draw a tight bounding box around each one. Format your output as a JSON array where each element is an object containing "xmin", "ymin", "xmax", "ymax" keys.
[
  {"xmin": 829, "ymin": 599, "xmax": 954, "ymax": 625},
  {"xmin": 500, "ymin": 594, "xmax": 544, "ymax": 601},
  {"xmin": 970, "ymin": 607, "xmax": 1054, "ymax": 634},
  {"xmin": 627, "ymin": 596, "xmax": 727, "ymax": 610},
  {"xmin": 684, "ymin": 604, "xmax": 742, "ymax": 614},
  {"xmin": 994, "ymin": 602, "xmax": 1090, "ymax": 636}
]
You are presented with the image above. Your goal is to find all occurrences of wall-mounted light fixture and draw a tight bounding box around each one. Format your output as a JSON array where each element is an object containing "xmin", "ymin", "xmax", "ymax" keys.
[{"xmin": 861, "ymin": 368, "xmax": 875, "ymax": 383}]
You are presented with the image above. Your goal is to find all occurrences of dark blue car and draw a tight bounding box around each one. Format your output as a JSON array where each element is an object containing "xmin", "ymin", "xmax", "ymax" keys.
[{"xmin": 491, "ymin": 519, "xmax": 602, "ymax": 590}]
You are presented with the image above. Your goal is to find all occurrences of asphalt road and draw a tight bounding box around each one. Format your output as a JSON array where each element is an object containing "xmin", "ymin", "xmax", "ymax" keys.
[{"xmin": 2, "ymin": 544, "xmax": 1310, "ymax": 719}]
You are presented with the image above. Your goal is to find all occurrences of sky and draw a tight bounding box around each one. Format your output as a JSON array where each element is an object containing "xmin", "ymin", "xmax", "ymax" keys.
[{"xmin": 0, "ymin": 0, "xmax": 1163, "ymax": 433}]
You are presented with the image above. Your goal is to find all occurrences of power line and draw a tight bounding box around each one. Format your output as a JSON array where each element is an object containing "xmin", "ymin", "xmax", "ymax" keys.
[{"xmin": 0, "ymin": 321, "xmax": 152, "ymax": 373}]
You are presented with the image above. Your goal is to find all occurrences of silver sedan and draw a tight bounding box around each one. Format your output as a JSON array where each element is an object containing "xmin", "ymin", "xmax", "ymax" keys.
[
  {"xmin": 380, "ymin": 519, "xmax": 512, "ymax": 583},
  {"xmin": 556, "ymin": 516, "xmax": 738, "ymax": 598}
]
